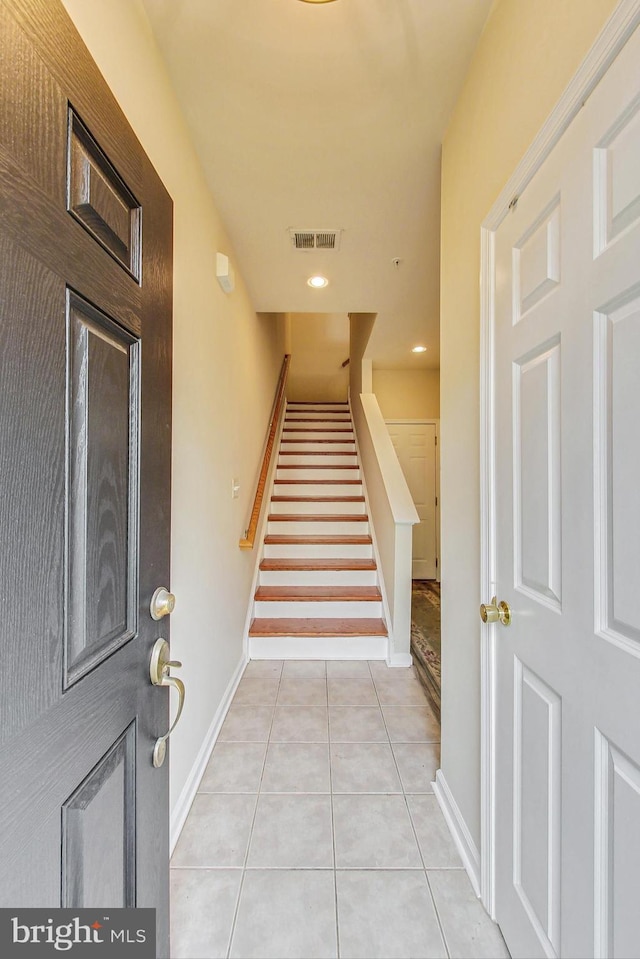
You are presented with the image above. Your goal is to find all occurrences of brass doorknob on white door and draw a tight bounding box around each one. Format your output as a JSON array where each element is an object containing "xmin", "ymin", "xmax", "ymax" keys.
[
  {"xmin": 480, "ymin": 597, "xmax": 512, "ymax": 626},
  {"xmin": 150, "ymin": 586, "xmax": 176, "ymax": 620}
]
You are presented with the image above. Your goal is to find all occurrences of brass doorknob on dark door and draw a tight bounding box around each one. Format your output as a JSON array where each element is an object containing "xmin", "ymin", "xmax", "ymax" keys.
[
  {"xmin": 480, "ymin": 597, "xmax": 512, "ymax": 626},
  {"xmin": 149, "ymin": 638, "xmax": 185, "ymax": 768},
  {"xmin": 150, "ymin": 586, "xmax": 176, "ymax": 620}
]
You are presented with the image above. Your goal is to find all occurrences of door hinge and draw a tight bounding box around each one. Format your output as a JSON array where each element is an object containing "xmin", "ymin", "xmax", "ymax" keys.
[
  {"xmin": 435, "ymin": 558, "xmax": 438, "ymax": 568},
  {"xmin": 435, "ymin": 496, "xmax": 438, "ymax": 506},
  {"xmin": 434, "ymin": 436, "xmax": 437, "ymax": 445}
]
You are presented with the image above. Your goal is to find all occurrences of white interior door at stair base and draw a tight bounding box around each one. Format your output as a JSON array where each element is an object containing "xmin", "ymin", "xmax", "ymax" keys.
[
  {"xmin": 491, "ymin": 25, "xmax": 640, "ymax": 959},
  {"xmin": 386, "ymin": 422, "xmax": 437, "ymax": 579}
]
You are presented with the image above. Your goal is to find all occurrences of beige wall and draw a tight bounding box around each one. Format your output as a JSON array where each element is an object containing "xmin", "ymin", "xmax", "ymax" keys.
[
  {"xmin": 61, "ymin": 0, "xmax": 286, "ymax": 819},
  {"xmin": 288, "ymin": 312, "xmax": 349, "ymax": 401},
  {"xmin": 373, "ymin": 369, "xmax": 440, "ymax": 419},
  {"xmin": 440, "ymin": 0, "xmax": 617, "ymax": 847}
]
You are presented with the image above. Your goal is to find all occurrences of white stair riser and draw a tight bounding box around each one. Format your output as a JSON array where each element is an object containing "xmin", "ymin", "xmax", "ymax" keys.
[
  {"xmin": 287, "ymin": 401, "xmax": 349, "ymax": 407},
  {"xmin": 267, "ymin": 519, "xmax": 369, "ymax": 536},
  {"xmin": 280, "ymin": 442, "xmax": 356, "ymax": 453},
  {"xmin": 274, "ymin": 482, "xmax": 362, "ymax": 496},
  {"xmin": 285, "ymin": 413, "xmax": 351, "ymax": 422},
  {"xmin": 263, "ymin": 543, "xmax": 373, "ymax": 559},
  {"xmin": 276, "ymin": 468, "xmax": 360, "ymax": 480},
  {"xmin": 285, "ymin": 413, "xmax": 352, "ymax": 420},
  {"xmin": 283, "ymin": 425, "xmax": 352, "ymax": 433},
  {"xmin": 249, "ymin": 635, "xmax": 388, "ymax": 660},
  {"xmin": 270, "ymin": 500, "xmax": 365, "ymax": 515},
  {"xmin": 254, "ymin": 600, "xmax": 382, "ymax": 618},
  {"xmin": 259, "ymin": 569, "xmax": 378, "ymax": 587},
  {"xmin": 287, "ymin": 404, "xmax": 349, "ymax": 412},
  {"xmin": 282, "ymin": 431, "xmax": 354, "ymax": 441},
  {"xmin": 279, "ymin": 454, "xmax": 357, "ymax": 466}
]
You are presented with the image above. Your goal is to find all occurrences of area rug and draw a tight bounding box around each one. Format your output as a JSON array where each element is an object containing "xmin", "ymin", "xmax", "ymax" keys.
[{"xmin": 411, "ymin": 580, "xmax": 441, "ymax": 720}]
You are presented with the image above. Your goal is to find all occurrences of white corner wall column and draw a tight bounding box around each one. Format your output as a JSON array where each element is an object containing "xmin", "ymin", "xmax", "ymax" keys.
[{"xmin": 351, "ymin": 391, "xmax": 419, "ymax": 666}]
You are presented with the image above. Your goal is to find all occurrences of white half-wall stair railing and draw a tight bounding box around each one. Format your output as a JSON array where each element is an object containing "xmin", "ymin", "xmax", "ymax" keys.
[
  {"xmin": 246, "ymin": 399, "xmax": 394, "ymax": 661},
  {"xmin": 350, "ymin": 391, "xmax": 420, "ymax": 666}
]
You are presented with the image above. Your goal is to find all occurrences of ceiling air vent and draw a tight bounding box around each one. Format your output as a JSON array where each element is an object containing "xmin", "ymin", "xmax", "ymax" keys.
[{"xmin": 290, "ymin": 229, "xmax": 342, "ymax": 251}]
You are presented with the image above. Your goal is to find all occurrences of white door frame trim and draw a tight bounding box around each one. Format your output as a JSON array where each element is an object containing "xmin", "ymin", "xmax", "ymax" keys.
[{"xmin": 478, "ymin": 0, "xmax": 640, "ymax": 919}]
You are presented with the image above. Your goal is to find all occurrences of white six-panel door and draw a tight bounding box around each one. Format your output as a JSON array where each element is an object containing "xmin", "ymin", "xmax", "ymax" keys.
[
  {"xmin": 492, "ymin": 23, "xmax": 640, "ymax": 959},
  {"xmin": 386, "ymin": 421, "xmax": 438, "ymax": 579}
]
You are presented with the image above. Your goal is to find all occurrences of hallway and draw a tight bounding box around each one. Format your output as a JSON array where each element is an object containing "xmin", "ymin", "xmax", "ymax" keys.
[{"xmin": 170, "ymin": 660, "xmax": 508, "ymax": 958}]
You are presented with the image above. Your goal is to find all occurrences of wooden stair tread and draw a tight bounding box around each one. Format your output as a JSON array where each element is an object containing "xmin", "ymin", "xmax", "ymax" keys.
[
  {"xmin": 274, "ymin": 479, "xmax": 362, "ymax": 485},
  {"xmin": 268, "ymin": 513, "xmax": 368, "ymax": 522},
  {"xmin": 260, "ymin": 558, "xmax": 377, "ymax": 571},
  {"xmin": 288, "ymin": 401, "xmax": 349, "ymax": 405},
  {"xmin": 281, "ymin": 439, "xmax": 356, "ymax": 445},
  {"xmin": 277, "ymin": 465, "xmax": 359, "ymax": 470},
  {"xmin": 285, "ymin": 417, "xmax": 351, "ymax": 423},
  {"xmin": 279, "ymin": 450, "xmax": 356, "ymax": 456},
  {"xmin": 264, "ymin": 534, "xmax": 372, "ymax": 545},
  {"xmin": 255, "ymin": 586, "xmax": 381, "ymax": 601},
  {"xmin": 282, "ymin": 428, "xmax": 353, "ymax": 433},
  {"xmin": 271, "ymin": 496, "xmax": 365, "ymax": 503},
  {"xmin": 249, "ymin": 617, "xmax": 387, "ymax": 637}
]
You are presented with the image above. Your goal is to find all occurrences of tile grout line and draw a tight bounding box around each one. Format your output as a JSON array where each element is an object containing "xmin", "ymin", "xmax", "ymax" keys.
[
  {"xmin": 326, "ymin": 664, "xmax": 341, "ymax": 959},
  {"xmin": 173, "ymin": 863, "xmax": 456, "ymax": 872},
  {"xmin": 424, "ymin": 868, "xmax": 454, "ymax": 959},
  {"xmin": 173, "ymin": 862, "xmax": 458, "ymax": 871},
  {"xmin": 224, "ymin": 661, "xmax": 284, "ymax": 959},
  {"xmin": 371, "ymin": 662, "xmax": 451, "ymax": 959}
]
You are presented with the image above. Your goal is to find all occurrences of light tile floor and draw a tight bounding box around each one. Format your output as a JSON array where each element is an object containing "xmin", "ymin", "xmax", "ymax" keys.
[{"xmin": 171, "ymin": 660, "xmax": 509, "ymax": 959}]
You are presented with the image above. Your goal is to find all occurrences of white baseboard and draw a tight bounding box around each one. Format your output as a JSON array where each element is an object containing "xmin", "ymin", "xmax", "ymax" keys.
[
  {"xmin": 387, "ymin": 652, "xmax": 413, "ymax": 668},
  {"xmin": 433, "ymin": 769, "xmax": 481, "ymax": 897},
  {"xmin": 170, "ymin": 655, "xmax": 247, "ymax": 854}
]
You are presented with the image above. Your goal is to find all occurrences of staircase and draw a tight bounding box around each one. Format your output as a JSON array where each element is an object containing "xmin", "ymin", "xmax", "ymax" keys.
[{"xmin": 248, "ymin": 401, "xmax": 389, "ymax": 659}]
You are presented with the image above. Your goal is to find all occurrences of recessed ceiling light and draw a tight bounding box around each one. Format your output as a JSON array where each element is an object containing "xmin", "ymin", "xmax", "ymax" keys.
[
  {"xmin": 298, "ymin": 0, "xmax": 337, "ymax": 4},
  {"xmin": 308, "ymin": 275, "xmax": 329, "ymax": 289},
  {"xmin": 412, "ymin": 345, "xmax": 427, "ymax": 353}
]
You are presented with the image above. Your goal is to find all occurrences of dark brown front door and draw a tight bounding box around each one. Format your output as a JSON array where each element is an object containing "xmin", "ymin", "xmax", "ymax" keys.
[{"xmin": 0, "ymin": 1, "xmax": 173, "ymax": 953}]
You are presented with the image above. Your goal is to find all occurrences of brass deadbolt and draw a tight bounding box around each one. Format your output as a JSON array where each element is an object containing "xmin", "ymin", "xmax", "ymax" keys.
[{"xmin": 150, "ymin": 586, "xmax": 176, "ymax": 621}]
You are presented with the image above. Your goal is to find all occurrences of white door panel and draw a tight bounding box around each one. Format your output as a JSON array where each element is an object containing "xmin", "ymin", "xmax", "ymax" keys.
[
  {"xmin": 386, "ymin": 422, "xmax": 437, "ymax": 579},
  {"xmin": 492, "ymin": 23, "xmax": 640, "ymax": 959}
]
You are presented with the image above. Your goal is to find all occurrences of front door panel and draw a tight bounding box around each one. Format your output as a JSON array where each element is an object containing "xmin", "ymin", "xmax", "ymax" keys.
[
  {"xmin": 0, "ymin": 2, "xmax": 173, "ymax": 953},
  {"xmin": 62, "ymin": 722, "xmax": 137, "ymax": 909},
  {"xmin": 66, "ymin": 292, "xmax": 140, "ymax": 687}
]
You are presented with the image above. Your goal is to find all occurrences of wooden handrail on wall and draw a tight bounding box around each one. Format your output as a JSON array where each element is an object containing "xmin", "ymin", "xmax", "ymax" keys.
[{"xmin": 239, "ymin": 354, "xmax": 291, "ymax": 550}]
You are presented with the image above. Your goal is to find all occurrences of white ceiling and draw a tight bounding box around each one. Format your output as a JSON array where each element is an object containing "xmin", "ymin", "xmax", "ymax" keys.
[{"xmin": 142, "ymin": 0, "xmax": 493, "ymax": 370}]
